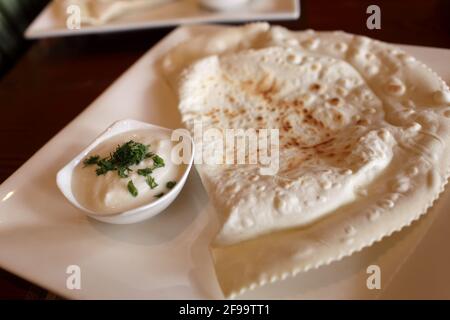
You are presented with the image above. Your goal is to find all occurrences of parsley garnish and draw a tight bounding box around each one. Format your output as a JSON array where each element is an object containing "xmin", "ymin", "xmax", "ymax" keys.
[
  {"xmin": 84, "ymin": 140, "xmax": 150, "ymax": 178},
  {"xmin": 83, "ymin": 140, "xmax": 167, "ymax": 197},
  {"xmin": 166, "ymin": 181, "xmax": 176, "ymax": 189},
  {"xmin": 95, "ymin": 158, "xmax": 115, "ymax": 175},
  {"xmin": 146, "ymin": 176, "xmax": 158, "ymax": 189},
  {"xmin": 118, "ymin": 166, "xmax": 130, "ymax": 178},
  {"xmin": 127, "ymin": 180, "xmax": 138, "ymax": 197},
  {"xmin": 154, "ymin": 192, "xmax": 164, "ymax": 198},
  {"xmin": 83, "ymin": 155, "xmax": 100, "ymax": 166},
  {"xmin": 137, "ymin": 167, "xmax": 153, "ymax": 176},
  {"xmin": 152, "ymin": 154, "xmax": 165, "ymax": 168},
  {"xmin": 113, "ymin": 140, "xmax": 148, "ymax": 167}
]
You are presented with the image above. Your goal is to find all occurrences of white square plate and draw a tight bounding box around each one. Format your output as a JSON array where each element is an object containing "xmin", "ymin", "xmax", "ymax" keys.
[
  {"xmin": 25, "ymin": 0, "xmax": 300, "ymax": 39},
  {"xmin": 2, "ymin": 25, "xmax": 450, "ymax": 299}
]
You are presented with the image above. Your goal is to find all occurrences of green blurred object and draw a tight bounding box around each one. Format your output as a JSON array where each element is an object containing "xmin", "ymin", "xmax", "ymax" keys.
[{"xmin": 0, "ymin": 0, "xmax": 49, "ymax": 76}]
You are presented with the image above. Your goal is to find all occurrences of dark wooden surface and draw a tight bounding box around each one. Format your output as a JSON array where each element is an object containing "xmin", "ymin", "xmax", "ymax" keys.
[{"xmin": 0, "ymin": 0, "xmax": 449, "ymax": 299}]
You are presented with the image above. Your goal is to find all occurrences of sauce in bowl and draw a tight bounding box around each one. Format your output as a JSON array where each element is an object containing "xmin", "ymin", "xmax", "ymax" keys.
[{"xmin": 71, "ymin": 128, "xmax": 186, "ymax": 215}]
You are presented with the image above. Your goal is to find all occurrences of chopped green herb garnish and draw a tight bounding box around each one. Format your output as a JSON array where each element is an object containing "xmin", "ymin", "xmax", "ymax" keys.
[
  {"xmin": 83, "ymin": 140, "xmax": 150, "ymax": 177},
  {"xmin": 166, "ymin": 181, "xmax": 176, "ymax": 189},
  {"xmin": 83, "ymin": 140, "xmax": 167, "ymax": 197},
  {"xmin": 152, "ymin": 154, "xmax": 165, "ymax": 169},
  {"xmin": 118, "ymin": 166, "xmax": 130, "ymax": 178},
  {"xmin": 113, "ymin": 141, "xmax": 148, "ymax": 166},
  {"xmin": 95, "ymin": 158, "xmax": 115, "ymax": 175},
  {"xmin": 154, "ymin": 192, "xmax": 165, "ymax": 198},
  {"xmin": 137, "ymin": 167, "xmax": 153, "ymax": 176},
  {"xmin": 146, "ymin": 176, "xmax": 158, "ymax": 189},
  {"xmin": 83, "ymin": 155, "xmax": 100, "ymax": 166},
  {"xmin": 127, "ymin": 180, "xmax": 138, "ymax": 197}
]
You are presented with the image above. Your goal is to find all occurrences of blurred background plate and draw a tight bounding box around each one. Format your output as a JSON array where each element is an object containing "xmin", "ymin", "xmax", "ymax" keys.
[{"xmin": 24, "ymin": 0, "xmax": 300, "ymax": 39}]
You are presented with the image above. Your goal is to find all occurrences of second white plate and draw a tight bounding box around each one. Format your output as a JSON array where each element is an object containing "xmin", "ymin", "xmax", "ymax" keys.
[{"xmin": 25, "ymin": 0, "xmax": 300, "ymax": 39}]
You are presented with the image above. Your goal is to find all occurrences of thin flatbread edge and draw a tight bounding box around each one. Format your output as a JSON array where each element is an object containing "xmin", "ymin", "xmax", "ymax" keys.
[{"xmin": 160, "ymin": 24, "xmax": 450, "ymax": 298}]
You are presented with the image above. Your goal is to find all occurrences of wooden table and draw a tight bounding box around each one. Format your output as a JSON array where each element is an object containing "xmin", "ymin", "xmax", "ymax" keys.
[{"xmin": 0, "ymin": 0, "xmax": 449, "ymax": 299}]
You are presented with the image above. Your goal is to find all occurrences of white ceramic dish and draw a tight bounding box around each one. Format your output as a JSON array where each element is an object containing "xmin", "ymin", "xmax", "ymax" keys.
[
  {"xmin": 56, "ymin": 119, "xmax": 194, "ymax": 224},
  {"xmin": 1, "ymin": 25, "xmax": 450, "ymax": 299},
  {"xmin": 25, "ymin": 0, "xmax": 300, "ymax": 39}
]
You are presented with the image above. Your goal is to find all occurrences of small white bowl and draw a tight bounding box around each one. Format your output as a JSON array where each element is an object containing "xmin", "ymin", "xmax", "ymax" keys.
[
  {"xmin": 56, "ymin": 119, "xmax": 194, "ymax": 224},
  {"xmin": 199, "ymin": 0, "xmax": 250, "ymax": 11}
]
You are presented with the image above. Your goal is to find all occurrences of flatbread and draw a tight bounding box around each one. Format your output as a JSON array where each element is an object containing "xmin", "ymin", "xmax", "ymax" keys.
[
  {"xmin": 162, "ymin": 24, "xmax": 450, "ymax": 297},
  {"xmin": 60, "ymin": 0, "xmax": 171, "ymax": 25}
]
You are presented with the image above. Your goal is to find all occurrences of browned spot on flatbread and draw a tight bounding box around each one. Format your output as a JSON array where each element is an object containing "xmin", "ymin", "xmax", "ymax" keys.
[
  {"xmin": 356, "ymin": 119, "xmax": 370, "ymax": 126},
  {"xmin": 309, "ymin": 83, "xmax": 321, "ymax": 92},
  {"xmin": 329, "ymin": 97, "xmax": 341, "ymax": 106},
  {"xmin": 282, "ymin": 121, "xmax": 292, "ymax": 131},
  {"xmin": 227, "ymin": 95, "xmax": 236, "ymax": 104}
]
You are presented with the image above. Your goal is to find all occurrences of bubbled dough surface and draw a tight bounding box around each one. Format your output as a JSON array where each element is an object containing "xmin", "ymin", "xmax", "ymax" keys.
[{"xmin": 162, "ymin": 23, "xmax": 450, "ymax": 297}]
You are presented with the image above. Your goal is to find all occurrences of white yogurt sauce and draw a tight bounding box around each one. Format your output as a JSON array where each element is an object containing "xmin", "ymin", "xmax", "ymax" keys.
[{"xmin": 72, "ymin": 129, "xmax": 185, "ymax": 214}]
